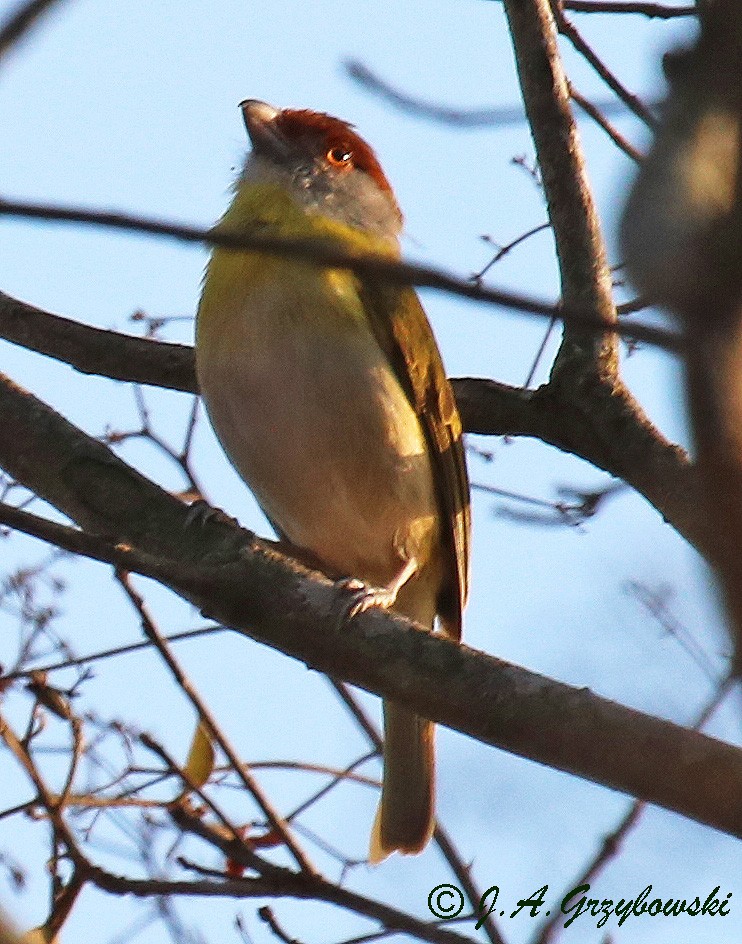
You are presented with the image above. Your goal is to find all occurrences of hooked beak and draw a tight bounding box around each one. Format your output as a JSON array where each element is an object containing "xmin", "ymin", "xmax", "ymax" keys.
[{"xmin": 240, "ymin": 100, "xmax": 290, "ymax": 161}]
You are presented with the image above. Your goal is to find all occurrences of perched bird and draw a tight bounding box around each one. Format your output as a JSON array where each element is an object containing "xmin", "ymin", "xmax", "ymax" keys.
[{"xmin": 196, "ymin": 101, "xmax": 470, "ymax": 861}]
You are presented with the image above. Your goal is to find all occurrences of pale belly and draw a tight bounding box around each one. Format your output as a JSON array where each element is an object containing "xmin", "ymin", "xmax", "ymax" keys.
[{"xmin": 196, "ymin": 283, "xmax": 440, "ymax": 591}]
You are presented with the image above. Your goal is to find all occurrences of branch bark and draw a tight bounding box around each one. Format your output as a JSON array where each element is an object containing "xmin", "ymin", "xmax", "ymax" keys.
[
  {"xmin": 0, "ymin": 292, "xmax": 708, "ymax": 559},
  {"xmin": 455, "ymin": 376, "xmax": 710, "ymax": 557},
  {"xmin": 0, "ymin": 290, "xmax": 195, "ymax": 392},
  {"xmin": 1, "ymin": 375, "xmax": 741, "ymax": 841},
  {"xmin": 503, "ymin": 0, "xmax": 618, "ymax": 374}
]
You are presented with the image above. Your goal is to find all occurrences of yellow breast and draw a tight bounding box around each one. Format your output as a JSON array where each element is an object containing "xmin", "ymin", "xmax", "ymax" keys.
[{"xmin": 195, "ymin": 183, "xmax": 439, "ymax": 591}]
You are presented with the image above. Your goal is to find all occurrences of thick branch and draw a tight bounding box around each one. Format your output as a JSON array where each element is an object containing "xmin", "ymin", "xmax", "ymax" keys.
[
  {"xmin": 455, "ymin": 376, "xmax": 710, "ymax": 557},
  {"xmin": 1, "ymin": 376, "xmax": 741, "ymax": 840},
  {"xmin": 0, "ymin": 291, "xmax": 194, "ymax": 391},
  {"xmin": 502, "ymin": 0, "xmax": 618, "ymax": 373},
  {"xmin": 0, "ymin": 295, "xmax": 709, "ymax": 560}
]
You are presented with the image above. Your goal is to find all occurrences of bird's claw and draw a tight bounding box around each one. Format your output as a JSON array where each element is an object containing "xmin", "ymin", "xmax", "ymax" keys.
[
  {"xmin": 336, "ymin": 577, "xmax": 398, "ymax": 629},
  {"xmin": 185, "ymin": 499, "xmax": 239, "ymax": 529}
]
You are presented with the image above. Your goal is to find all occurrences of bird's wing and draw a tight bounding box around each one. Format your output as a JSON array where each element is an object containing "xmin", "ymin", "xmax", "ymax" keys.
[{"xmin": 357, "ymin": 279, "xmax": 471, "ymax": 640}]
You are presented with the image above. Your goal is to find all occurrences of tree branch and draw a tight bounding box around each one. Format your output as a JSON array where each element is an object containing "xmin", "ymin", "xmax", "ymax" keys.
[
  {"xmin": 565, "ymin": 1, "xmax": 696, "ymax": 16},
  {"xmin": 0, "ymin": 293, "xmax": 710, "ymax": 560},
  {"xmin": 0, "ymin": 0, "xmax": 68, "ymax": 58},
  {"xmin": 85, "ymin": 827, "xmax": 479, "ymax": 944},
  {"xmin": 553, "ymin": 4, "xmax": 658, "ymax": 126},
  {"xmin": 503, "ymin": 0, "xmax": 619, "ymax": 374},
  {"xmin": 0, "ymin": 291, "xmax": 195, "ymax": 391},
  {"xmin": 0, "ymin": 204, "xmax": 681, "ymax": 352},
  {"xmin": 455, "ymin": 376, "xmax": 710, "ymax": 558},
  {"xmin": 1, "ymin": 377, "xmax": 741, "ymax": 841}
]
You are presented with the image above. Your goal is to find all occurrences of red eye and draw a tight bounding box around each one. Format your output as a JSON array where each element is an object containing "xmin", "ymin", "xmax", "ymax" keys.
[{"xmin": 326, "ymin": 145, "xmax": 353, "ymax": 166}]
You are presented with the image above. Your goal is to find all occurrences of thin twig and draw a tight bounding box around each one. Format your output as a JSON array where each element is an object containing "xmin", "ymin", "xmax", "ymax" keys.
[
  {"xmin": 138, "ymin": 734, "xmax": 268, "ymax": 873},
  {"xmin": 570, "ymin": 84, "xmax": 643, "ymax": 163},
  {"xmin": 0, "ymin": 0, "xmax": 67, "ymax": 59},
  {"xmin": 285, "ymin": 752, "xmax": 378, "ymax": 823},
  {"xmin": 345, "ymin": 58, "xmax": 655, "ymax": 127},
  {"xmin": 258, "ymin": 906, "xmax": 305, "ymax": 944},
  {"xmin": 104, "ymin": 384, "xmax": 205, "ymax": 498},
  {"xmin": 0, "ymin": 711, "xmax": 90, "ymax": 873},
  {"xmin": 0, "ymin": 199, "xmax": 682, "ymax": 352},
  {"xmin": 553, "ymin": 5, "xmax": 657, "ymax": 127},
  {"xmin": 472, "ymin": 223, "xmax": 551, "ymax": 283},
  {"xmin": 2, "ymin": 623, "xmax": 226, "ymax": 681},
  {"xmin": 524, "ymin": 316, "xmax": 558, "ymax": 387},
  {"xmin": 115, "ymin": 571, "xmax": 316, "ymax": 876},
  {"xmin": 565, "ymin": 0, "xmax": 695, "ymax": 16}
]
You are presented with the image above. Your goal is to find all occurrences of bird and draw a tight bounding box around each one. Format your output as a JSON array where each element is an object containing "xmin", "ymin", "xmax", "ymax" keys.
[{"xmin": 195, "ymin": 100, "xmax": 470, "ymax": 861}]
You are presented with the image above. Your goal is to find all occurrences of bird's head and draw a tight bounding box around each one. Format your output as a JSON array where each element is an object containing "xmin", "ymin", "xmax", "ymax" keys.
[{"xmin": 239, "ymin": 100, "xmax": 403, "ymax": 245}]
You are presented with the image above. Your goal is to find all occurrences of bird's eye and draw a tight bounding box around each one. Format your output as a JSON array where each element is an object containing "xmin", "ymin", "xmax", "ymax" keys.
[{"xmin": 326, "ymin": 146, "xmax": 353, "ymax": 166}]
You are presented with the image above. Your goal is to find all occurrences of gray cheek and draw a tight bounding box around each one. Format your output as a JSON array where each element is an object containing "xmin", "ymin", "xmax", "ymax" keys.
[
  {"xmin": 244, "ymin": 154, "xmax": 401, "ymax": 243},
  {"xmin": 325, "ymin": 173, "xmax": 402, "ymax": 243},
  {"xmin": 291, "ymin": 162, "xmax": 320, "ymax": 194}
]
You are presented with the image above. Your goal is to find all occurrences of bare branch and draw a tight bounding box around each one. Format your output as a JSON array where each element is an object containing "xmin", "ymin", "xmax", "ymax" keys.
[
  {"xmin": 454, "ymin": 377, "xmax": 709, "ymax": 557},
  {"xmin": 0, "ymin": 383, "xmax": 741, "ymax": 840},
  {"xmin": 117, "ymin": 572, "xmax": 315, "ymax": 876},
  {"xmin": 4, "ymin": 625, "xmax": 225, "ymax": 680},
  {"xmin": 0, "ymin": 291, "xmax": 195, "ymax": 392},
  {"xmin": 344, "ymin": 58, "xmax": 654, "ymax": 128},
  {"xmin": 564, "ymin": 1, "xmax": 696, "ymax": 16},
  {"xmin": 0, "ymin": 208, "xmax": 682, "ymax": 352},
  {"xmin": 503, "ymin": 0, "xmax": 619, "ymax": 374},
  {"xmin": 0, "ymin": 0, "xmax": 68, "ymax": 59},
  {"xmin": 90, "ymin": 829, "xmax": 481, "ymax": 944},
  {"xmin": 553, "ymin": 5, "xmax": 658, "ymax": 126},
  {"xmin": 569, "ymin": 83, "xmax": 643, "ymax": 163}
]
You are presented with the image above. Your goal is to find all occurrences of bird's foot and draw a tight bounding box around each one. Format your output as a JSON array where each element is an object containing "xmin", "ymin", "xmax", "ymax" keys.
[
  {"xmin": 337, "ymin": 577, "xmax": 400, "ymax": 625},
  {"xmin": 185, "ymin": 499, "xmax": 239, "ymax": 529}
]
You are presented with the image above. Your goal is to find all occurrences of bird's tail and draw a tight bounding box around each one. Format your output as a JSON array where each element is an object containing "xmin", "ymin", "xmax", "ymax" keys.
[{"xmin": 368, "ymin": 701, "xmax": 435, "ymax": 863}]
